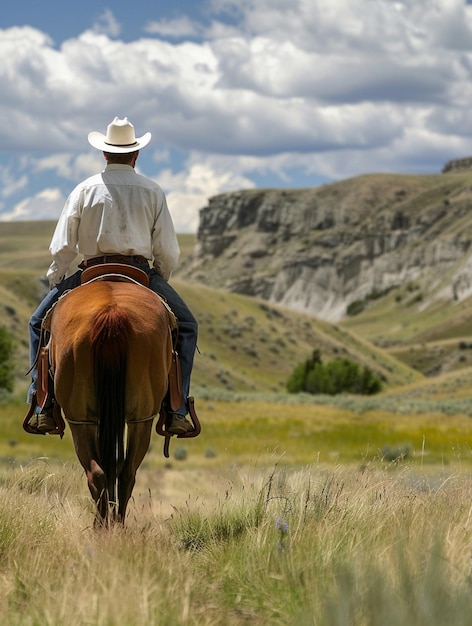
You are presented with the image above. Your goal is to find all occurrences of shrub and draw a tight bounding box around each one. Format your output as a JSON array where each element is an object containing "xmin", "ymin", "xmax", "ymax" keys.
[
  {"xmin": 346, "ymin": 300, "xmax": 365, "ymax": 316},
  {"xmin": 286, "ymin": 349, "xmax": 322, "ymax": 393},
  {"xmin": 174, "ymin": 447, "xmax": 188, "ymax": 461},
  {"xmin": 287, "ymin": 350, "xmax": 382, "ymax": 395}
]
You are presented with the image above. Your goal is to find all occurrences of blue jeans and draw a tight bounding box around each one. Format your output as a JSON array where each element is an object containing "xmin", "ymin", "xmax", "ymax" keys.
[{"xmin": 28, "ymin": 263, "xmax": 197, "ymax": 417}]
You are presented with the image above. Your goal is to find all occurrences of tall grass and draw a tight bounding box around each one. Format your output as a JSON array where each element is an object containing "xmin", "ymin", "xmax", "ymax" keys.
[{"xmin": 2, "ymin": 459, "xmax": 472, "ymax": 624}]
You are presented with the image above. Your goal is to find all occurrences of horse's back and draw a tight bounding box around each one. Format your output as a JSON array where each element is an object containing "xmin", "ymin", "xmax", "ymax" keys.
[{"xmin": 50, "ymin": 280, "xmax": 173, "ymax": 422}]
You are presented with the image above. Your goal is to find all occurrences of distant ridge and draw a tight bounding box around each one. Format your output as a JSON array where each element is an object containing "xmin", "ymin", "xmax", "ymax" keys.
[
  {"xmin": 442, "ymin": 156, "xmax": 472, "ymax": 173},
  {"xmin": 180, "ymin": 167, "xmax": 472, "ymax": 322}
]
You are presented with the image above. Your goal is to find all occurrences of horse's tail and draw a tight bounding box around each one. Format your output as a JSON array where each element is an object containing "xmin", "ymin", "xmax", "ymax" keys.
[{"xmin": 91, "ymin": 304, "xmax": 130, "ymax": 507}]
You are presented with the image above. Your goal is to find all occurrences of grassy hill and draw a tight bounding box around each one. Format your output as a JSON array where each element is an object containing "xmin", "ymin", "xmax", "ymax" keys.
[
  {"xmin": 3, "ymin": 222, "xmax": 472, "ymax": 511},
  {"xmin": 340, "ymin": 269, "xmax": 472, "ymax": 384},
  {"xmin": 4, "ymin": 218, "xmax": 472, "ymax": 402},
  {"xmin": 177, "ymin": 169, "xmax": 472, "ymax": 397},
  {"xmin": 1, "ymin": 221, "xmax": 423, "ymax": 399}
]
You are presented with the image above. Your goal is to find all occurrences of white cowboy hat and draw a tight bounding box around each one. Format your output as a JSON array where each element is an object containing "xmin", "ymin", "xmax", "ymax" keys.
[{"xmin": 88, "ymin": 116, "xmax": 151, "ymax": 153}]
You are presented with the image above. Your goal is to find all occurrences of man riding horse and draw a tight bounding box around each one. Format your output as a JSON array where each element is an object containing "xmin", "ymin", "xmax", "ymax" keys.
[{"xmin": 27, "ymin": 117, "xmax": 198, "ymax": 437}]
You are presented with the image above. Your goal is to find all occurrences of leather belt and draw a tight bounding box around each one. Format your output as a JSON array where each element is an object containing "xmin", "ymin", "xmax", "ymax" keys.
[{"xmin": 85, "ymin": 254, "xmax": 148, "ymax": 267}]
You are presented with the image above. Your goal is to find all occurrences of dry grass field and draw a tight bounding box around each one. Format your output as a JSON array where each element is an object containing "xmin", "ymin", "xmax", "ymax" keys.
[
  {"xmin": 2, "ymin": 457, "xmax": 472, "ymax": 625},
  {"xmin": 3, "ymin": 222, "xmax": 472, "ymax": 623}
]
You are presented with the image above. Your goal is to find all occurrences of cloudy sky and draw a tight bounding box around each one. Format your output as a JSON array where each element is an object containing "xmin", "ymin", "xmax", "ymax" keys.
[{"xmin": 1, "ymin": 0, "xmax": 472, "ymax": 232}]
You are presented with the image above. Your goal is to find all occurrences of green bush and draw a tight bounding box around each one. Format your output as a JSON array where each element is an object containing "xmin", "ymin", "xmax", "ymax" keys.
[
  {"xmin": 0, "ymin": 327, "xmax": 14, "ymax": 393},
  {"xmin": 287, "ymin": 350, "xmax": 382, "ymax": 396},
  {"xmin": 286, "ymin": 349, "xmax": 322, "ymax": 393},
  {"xmin": 346, "ymin": 300, "xmax": 365, "ymax": 316}
]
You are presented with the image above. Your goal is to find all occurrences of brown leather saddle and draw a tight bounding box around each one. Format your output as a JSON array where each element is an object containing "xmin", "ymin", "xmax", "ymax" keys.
[{"xmin": 80, "ymin": 262, "xmax": 150, "ymax": 287}]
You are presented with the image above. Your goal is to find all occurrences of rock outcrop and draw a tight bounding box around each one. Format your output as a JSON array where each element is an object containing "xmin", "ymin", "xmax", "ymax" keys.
[
  {"xmin": 442, "ymin": 157, "xmax": 472, "ymax": 173},
  {"xmin": 179, "ymin": 170, "xmax": 472, "ymax": 321}
]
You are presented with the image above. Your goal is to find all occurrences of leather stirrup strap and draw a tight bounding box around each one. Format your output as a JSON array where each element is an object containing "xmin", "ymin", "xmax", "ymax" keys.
[
  {"xmin": 36, "ymin": 347, "xmax": 50, "ymax": 409},
  {"xmin": 168, "ymin": 352, "xmax": 183, "ymax": 412}
]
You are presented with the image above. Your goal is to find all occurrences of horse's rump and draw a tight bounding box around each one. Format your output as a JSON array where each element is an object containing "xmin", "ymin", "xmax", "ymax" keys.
[
  {"xmin": 48, "ymin": 279, "xmax": 174, "ymax": 523},
  {"xmin": 50, "ymin": 280, "xmax": 173, "ymax": 422}
]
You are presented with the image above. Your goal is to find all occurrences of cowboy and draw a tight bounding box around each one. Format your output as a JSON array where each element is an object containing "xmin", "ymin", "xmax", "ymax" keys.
[{"xmin": 27, "ymin": 117, "xmax": 197, "ymax": 436}]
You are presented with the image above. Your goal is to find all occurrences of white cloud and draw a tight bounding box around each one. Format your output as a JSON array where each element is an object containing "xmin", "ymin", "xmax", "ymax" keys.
[
  {"xmin": 2, "ymin": 1, "xmax": 472, "ymax": 228},
  {"xmin": 0, "ymin": 164, "xmax": 28, "ymax": 198},
  {"xmin": 0, "ymin": 188, "xmax": 64, "ymax": 221},
  {"xmin": 156, "ymin": 159, "xmax": 255, "ymax": 232},
  {"xmin": 210, "ymin": 0, "xmax": 472, "ymax": 54},
  {"xmin": 92, "ymin": 9, "xmax": 122, "ymax": 38},
  {"xmin": 144, "ymin": 17, "xmax": 202, "ymax": 39},
  {"xmin": 33, "ymin": 152, "xmax": 103, "ymax": 182},
  {"xmin": 0, "ymin": 3, "xmax": 466, "ymax": 155}
]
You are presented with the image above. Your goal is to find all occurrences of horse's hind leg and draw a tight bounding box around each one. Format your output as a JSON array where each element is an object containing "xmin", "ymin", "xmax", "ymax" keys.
[
  {"xmin": 89, "ymin": 460, "xmax": 109, "ymax": 527},
  {"xmin": 69, "ymin": 423, "xmax": 109, "ymax": 526},
  {"xmin": 117, "ymin": 420, "xmax": 153, "ymax": 523}
]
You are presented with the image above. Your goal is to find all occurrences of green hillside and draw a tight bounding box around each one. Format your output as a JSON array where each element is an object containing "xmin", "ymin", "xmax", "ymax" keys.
[
  {"xmin": 5, "ymin": 218, "xmax": 472, "ymax": 400},
  {"xmin": 340, "ymin": 273, "xmax": 472, "ymax": 383},
  {"xmin": 0, "ymin": 221, "xmax": 421, "ymax": 397}
]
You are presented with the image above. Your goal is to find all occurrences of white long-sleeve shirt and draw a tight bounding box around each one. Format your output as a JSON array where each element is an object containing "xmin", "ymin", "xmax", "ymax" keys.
[{"xmin": 47, "ymin": 164, "xmax": 180, "ymax": 286}]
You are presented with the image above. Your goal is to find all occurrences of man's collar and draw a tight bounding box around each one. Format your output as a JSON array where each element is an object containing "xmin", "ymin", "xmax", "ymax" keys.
[{"xmin": 105, "ymin": 163, "xmax": 135, "ymax": 171}]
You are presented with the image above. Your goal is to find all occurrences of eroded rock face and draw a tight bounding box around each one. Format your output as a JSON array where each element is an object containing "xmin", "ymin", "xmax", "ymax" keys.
[
  {"xmin": 179, "ymin": 171, "xmax": 472, "ymax": 321},
  {"xmin": 442, "ymin": 157, "xmax": 472, "ymax": 173}
]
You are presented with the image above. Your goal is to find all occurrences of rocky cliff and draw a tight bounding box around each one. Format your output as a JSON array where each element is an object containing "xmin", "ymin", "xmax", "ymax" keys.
[{"xmin": 178, "ymin": 170, "xmax": 472, "ymax": 321}]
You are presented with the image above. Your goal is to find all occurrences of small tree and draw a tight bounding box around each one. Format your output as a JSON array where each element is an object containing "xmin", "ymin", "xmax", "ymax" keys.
[
  {"xmin": 0, "ymin": 327, "xmax": 14, "ymax": 393},
  {"xmin": 287, "ymin": 350, "xmax": 382, "ymax": 396}
]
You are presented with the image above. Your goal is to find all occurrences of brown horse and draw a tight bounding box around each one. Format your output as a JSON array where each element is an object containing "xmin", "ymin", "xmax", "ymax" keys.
[{"xmin": 48, "ymin": 277, "xmax": 174, "ymax": 526}]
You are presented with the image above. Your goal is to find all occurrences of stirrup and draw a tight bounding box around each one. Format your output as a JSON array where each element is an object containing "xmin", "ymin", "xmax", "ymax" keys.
[
  {"xmin": 155, "ymin": 397, "xmax": 201, "ymax": 458},
  {"xmin": 23, "ymin": 392, "xmax": 66, "ymax": 438}
]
